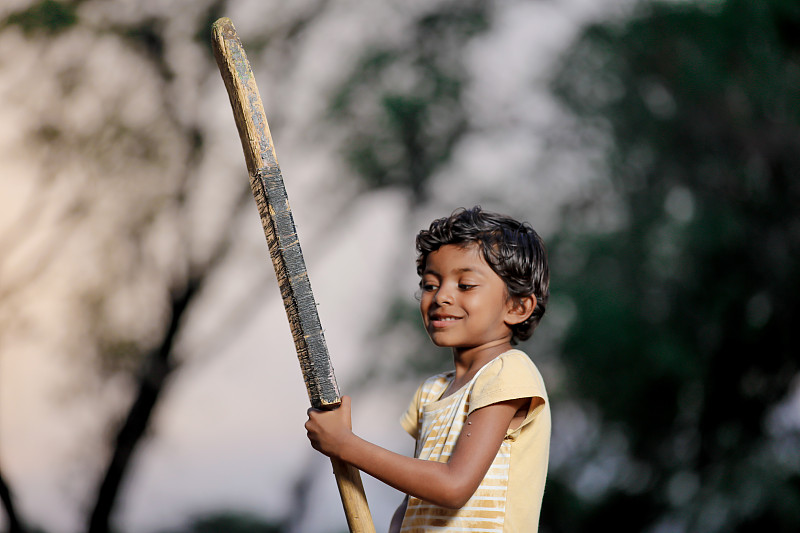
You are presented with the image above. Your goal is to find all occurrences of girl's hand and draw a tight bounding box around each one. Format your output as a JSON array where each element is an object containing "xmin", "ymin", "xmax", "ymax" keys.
[{"xmin": 305, "ymin": 395, "xmax": 355, "ymax": 459}]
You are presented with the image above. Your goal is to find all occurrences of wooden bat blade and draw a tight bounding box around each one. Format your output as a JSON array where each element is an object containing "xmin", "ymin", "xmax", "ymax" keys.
[
  {"xmin": 211, "ymin": 16, "xmax": 339, "ymax": 409},
  {"xmin": 211, "ymin": 17, "xmax": 376, "ymax": 533}
]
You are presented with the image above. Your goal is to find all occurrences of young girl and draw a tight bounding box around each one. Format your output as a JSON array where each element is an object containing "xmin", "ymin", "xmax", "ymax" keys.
[{"xmin": 306, "ymin": 206, "xmax": 551, "ymax": 532}]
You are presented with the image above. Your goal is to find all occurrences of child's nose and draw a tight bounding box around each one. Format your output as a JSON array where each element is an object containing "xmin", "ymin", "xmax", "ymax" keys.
[{"xmin": 434, "ymin": 286, "xmax": 454, "ymax": 305}]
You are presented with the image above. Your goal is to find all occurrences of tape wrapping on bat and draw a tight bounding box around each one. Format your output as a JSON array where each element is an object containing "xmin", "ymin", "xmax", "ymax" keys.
[{"xmin": 255, "ymin": 165, "xmax": 341, "ymax": 409}]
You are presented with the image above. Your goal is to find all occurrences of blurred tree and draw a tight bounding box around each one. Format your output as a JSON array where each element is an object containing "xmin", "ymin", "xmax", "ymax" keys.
[
  {"xmin": 0, "ymin": 1, "xmax": 241, "ymax": 531},
  {"xmin": 330, "ymin": 0, "xmax": 800, "ymax": 532},
  {"xmin": 156, "ymin": 511, "xmax": 283, "ymax": 533},
  {"xmin": 329, "ymin": 0, "xmax": 491, "ymax": 203},
  {"xmin": 0, "ymin": 0, "xmax": 333, "ymax": 531},
  {"xmin": 546, "ymin": 0, "xmax": 800, "ymax": 531},
  {"xmin": 0, "ymin": 472, "xmax": 22, "ymax": 533}
]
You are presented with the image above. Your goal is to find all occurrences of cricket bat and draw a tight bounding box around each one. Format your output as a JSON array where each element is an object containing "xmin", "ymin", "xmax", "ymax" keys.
[{"xmin": 211, "ymin": 17, "xmax": 375, "ymax": 533}]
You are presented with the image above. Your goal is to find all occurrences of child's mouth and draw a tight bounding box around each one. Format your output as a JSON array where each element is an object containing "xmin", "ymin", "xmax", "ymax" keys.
[{"xmin": 430, "ymin": 316, "xmax": 461, "ymax": 328}]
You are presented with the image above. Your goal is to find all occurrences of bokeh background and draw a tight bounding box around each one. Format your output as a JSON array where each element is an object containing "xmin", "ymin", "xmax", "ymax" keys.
[{"xmin": 1, "ymin": 0, "xmax": 798, "ymax": 532}]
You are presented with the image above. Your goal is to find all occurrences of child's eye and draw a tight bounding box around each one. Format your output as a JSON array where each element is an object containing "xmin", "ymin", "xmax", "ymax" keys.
[
  {"xmin": 458, "ymin": 283, "xmax": 477, "ymax": 291},
  {"xmin": 420, "ymin": 282, "xmax": 438, "ymax": 292}
]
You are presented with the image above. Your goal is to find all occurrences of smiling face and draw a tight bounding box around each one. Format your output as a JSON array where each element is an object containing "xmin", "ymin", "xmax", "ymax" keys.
[{"xmin": 419, "ymin": 244, "xmax": 531, "ymax": 357}]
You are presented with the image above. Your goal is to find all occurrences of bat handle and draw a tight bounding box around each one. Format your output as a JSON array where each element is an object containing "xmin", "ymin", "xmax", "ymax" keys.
[{"xmin": 331, "ymin": 458, "xmax": 377, "ymax": 533}]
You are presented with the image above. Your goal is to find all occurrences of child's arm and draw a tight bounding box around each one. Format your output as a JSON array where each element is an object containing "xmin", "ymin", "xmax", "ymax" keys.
[{"xmin": 305, "ymin": 395, "xmax": 528, "ymax": 509}]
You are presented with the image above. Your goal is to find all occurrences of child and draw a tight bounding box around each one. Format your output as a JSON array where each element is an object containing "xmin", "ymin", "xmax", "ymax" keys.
[{"xmin": 305, "ymin": 206, "xmax": 551, "ymax": 532}]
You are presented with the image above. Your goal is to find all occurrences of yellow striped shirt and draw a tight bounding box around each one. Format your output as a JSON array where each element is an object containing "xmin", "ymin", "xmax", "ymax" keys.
[{"xmin": 400, "ymin": 350, "xmax": 550, "ymax": 532}]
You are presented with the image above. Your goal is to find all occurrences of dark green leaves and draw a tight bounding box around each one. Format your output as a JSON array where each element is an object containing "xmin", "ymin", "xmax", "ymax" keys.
[{"xmin": 4, "ymin": 0, "xmax": 77, "ymax": 35}]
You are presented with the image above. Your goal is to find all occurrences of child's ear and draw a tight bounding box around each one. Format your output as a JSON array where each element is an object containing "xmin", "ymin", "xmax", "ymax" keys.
[{"xmin": 505, "ymin": 295, "xmax": 536, "ymax": 326}]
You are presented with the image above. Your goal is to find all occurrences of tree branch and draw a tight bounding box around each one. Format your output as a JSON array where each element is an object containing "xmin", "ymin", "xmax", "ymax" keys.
[
  {"xmin": 0, "ymin": 464, "xmax": 25, "ymax": 533},
  {"xmin": 86, "ymin": 276, "xmax": 202, "ymax": 533}
]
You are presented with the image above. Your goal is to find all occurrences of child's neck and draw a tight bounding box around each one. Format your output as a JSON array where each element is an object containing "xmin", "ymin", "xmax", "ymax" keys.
[{"xmin": 444, "ymin": 341, "xmax": 514, "ymax": 396}]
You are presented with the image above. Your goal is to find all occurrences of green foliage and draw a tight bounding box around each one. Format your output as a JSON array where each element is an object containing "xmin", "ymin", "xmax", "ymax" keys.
[
  {"xmin": 3, "ymin": 0, "xmax": 77, "ymax": 35},
  {"xmin": 157, "ymin": 511, "xmax": 283, "ymax": 533},
  {"xmin": 330, "ymin": 1, "xmax": 491, "ymax": 200},
  {"xmin": 548, "ymin": 0, "xmax": 800, "ymax": 531}
]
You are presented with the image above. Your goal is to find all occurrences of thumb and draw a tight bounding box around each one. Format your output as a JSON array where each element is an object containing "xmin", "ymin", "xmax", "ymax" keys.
[
  {"xmin": 339, "ymin": 396, "xmax": 351, "ymax": 413},
  {"xmin": 339, "ymin": 395, "xmax": 353, "ymax": 427}
]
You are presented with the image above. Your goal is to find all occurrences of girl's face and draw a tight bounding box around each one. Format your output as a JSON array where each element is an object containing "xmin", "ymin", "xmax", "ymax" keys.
[{"xmin": 419, "ymin": 244, "xmax": 521, "ymax": 354}]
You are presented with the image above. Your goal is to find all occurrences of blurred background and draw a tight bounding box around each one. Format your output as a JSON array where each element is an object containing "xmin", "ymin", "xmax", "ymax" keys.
[{"xmin": 1, "ymin": 0, "xmax": 798, "ymax": 532}]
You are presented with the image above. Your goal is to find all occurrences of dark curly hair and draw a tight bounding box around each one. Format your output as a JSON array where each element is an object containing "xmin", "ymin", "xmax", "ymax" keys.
[{"xmin": 416, "ymin": 206, "xmax": 550, "ymax": 343}]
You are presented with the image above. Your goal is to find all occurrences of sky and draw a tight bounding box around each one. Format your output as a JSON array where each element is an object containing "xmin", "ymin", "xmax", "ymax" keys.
[{"xmin": 0, "ymin": 0, "xmax": 636, "ymax": 532}]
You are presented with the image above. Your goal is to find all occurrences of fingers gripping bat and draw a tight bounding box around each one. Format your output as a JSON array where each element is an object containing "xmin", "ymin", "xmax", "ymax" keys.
[{"xmin": 211, "ymin": 17, "xmax": 376, "ymax": 533}]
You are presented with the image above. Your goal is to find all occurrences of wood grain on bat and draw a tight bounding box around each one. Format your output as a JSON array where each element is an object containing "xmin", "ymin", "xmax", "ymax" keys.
[
  {"xmin": 212, "ymin": 17, "xmax": 339, "ymax": 408},
  {"xmin": 211, "ymin": 17, "xmax": 375, "ymax": 533}
]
